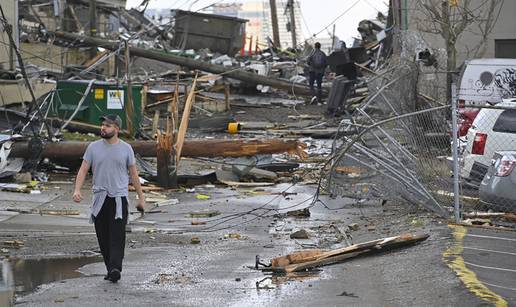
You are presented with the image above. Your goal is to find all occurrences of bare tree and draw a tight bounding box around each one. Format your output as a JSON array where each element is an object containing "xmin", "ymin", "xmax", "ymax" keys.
[{"xmin": 415, "ymin": 0, "xmax": 504, "ymax": 102}]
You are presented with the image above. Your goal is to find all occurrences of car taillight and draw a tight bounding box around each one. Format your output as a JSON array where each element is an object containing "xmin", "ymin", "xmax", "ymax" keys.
[
  {"xmin": 458, "ymin": 118, "xmax": 470, "ymax": 137},
  {"xmin": 495, "ymin": 156, "xmax": 516, "ymax": 177},
  {"xmin": 471, "ymin": 132, "xmax": 487, "ymax": 155}
]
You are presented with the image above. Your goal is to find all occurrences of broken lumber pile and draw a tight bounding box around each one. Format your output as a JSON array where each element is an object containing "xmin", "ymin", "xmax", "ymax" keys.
[
  {"xmin": 53, "ymin": 31, "xmax": 317, "ymax": 97},
  {"xmin": 265, "ymin": 233, "xmax": 429, "ymax": 273},
  {"xmin": 10, "ymin": 139, "xmax": 307, "ymax": 160}
]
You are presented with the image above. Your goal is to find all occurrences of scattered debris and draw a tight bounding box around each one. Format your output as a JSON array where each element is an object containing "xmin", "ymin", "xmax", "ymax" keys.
[
  {"xmin": 13, "ymin": 172, "xmax": 32, "ymax": 183},
  {"xmin": 348, "ymin": 223, "xmax": 360, "ymax": 231},
  {"xmin": 260, "ymin": 233, "xmax": 429, "ymax": 273},
  {"xmin": 38, "ymin": 209, "xmax": 80, "ymax": 216},
  {"xmin": 224, "ymin": 233, "xmax": 243, "ymax": 239},
  {"xmin": 286, "ymin": 208, "xmax": 311, "ymax": 218},
  {"xmin": 290, "ymin": 229, "xmax": 310, "ymax": 239},
  {"xmin": 337, "ymin": 291, "xmax": 358, "ymax": 298},
  {"xmin": 189, "ymin": 211, "xmax": 221, "ymax": 218},
  {"xmin": 195, "ymin": 194, "xmax": 211, "ymax": 200},
  {"xmin": 366, "ymin": 225, "xmax": 376, "ymax": 231},
  {"xmin": 191, "ymin": 221, "xmax": 207, "ymax": 226},
  {"xmin": 155, "ymin": 199, "xmax": 180, "ymax": 207},
  {"xmin": 3, "ymin": 240, "xmax": 24, "ymax": 248}
]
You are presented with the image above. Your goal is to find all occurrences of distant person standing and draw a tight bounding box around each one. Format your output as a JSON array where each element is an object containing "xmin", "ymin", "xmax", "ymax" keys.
[
  {"xmin": 73, "ymin": 114, "xmax": 145, "ymax": 283},
  {"xmin": 307, "ymin": 42, "xmax": 327, "ymax": 103}
]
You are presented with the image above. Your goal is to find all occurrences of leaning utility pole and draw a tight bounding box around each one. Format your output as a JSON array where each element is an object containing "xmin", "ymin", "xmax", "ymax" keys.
[
  {"xmin": 288, "ymin": 0, "xmax": 297, "ymax": 48},
  {"xmin": 124, "ymin": 40, "xmax": 135, "ymax": 137},
  {"xmin": 269, "ymin": 0, "xmax": 281, "ymax": 47},
  {"xmin": 332, "ymin": 24, "xmax": 336, "ymax": 51},
  {"xmin": 89, "ymin": 0, "xmax": 97, "ymax": 57}
]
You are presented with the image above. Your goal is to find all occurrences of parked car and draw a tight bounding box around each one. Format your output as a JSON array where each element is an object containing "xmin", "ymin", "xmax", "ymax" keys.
[
  {"xmin": 458, "ymin": 108, "xmax": 480, "ymax": 137},
  {"xmin": 461, "ymin": 99, "xmax": 516, "ymax": 186},
  {"xmin": 479, "ymin": 151, "xmax": 516, "ymax": 212}
]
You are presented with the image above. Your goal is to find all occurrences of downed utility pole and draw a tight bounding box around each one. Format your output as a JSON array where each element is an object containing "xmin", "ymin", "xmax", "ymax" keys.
[
  {"xmin": 53, "ymin": 31, "xmax": 317, "ymax": 96},
  {"xmin": 10, "ymin": 139, "xmax": 308, "ymax": 160}
]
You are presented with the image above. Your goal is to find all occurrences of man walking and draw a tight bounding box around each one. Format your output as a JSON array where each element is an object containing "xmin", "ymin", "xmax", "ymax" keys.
[
  {"xmin": 73, "ymin": 114, "xmax": 145, "ymax": 283},
  {"xmin": 307, "ymin": 42, "xmax": 327, "ymax": 103}
]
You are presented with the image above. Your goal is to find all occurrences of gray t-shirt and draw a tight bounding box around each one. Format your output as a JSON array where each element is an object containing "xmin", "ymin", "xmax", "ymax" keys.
[{"xmin": 83, "ymin": 139, "xmax": 136, "ymax": 196}]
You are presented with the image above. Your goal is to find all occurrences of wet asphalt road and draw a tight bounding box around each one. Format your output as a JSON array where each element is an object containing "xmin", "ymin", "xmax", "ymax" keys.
[
  {"xmin": 3, "ymin": 183, "xmax": 489, "ymax": 306},
  {"xmin": 462, "ymin": 227, "xmax": 516, "ymax": 305}
]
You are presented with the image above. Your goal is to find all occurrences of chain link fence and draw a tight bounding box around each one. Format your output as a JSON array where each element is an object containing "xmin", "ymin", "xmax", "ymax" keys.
[
  {"xmin": 322, "ymin": 30, "xmax": 516, "ymax": 223},
  {"xmin": 324, "ymin": 58, "xmax": 452, "ymax": 218}
]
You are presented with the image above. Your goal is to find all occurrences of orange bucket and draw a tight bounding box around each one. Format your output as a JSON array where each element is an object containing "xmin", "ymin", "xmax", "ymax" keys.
[{"xmin": 227, "ymin": 122, "xmax": 240, "ymax": 134}]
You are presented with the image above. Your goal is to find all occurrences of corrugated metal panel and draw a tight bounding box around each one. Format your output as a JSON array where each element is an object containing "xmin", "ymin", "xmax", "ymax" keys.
[{"xmin": 171, "ymin": 10, "xmax": 247, "ymax": 55}]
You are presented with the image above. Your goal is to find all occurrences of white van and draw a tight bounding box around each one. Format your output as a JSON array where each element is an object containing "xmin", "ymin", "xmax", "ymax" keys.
[{"xmin": 458, "ymin": 58, "xmax": 516, "ymax": 105}]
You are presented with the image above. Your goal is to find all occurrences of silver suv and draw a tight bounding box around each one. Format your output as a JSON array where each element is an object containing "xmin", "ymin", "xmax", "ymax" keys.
[{"xmin": 479, "ymin": 150, "xmax": 516, "ymax": 212}]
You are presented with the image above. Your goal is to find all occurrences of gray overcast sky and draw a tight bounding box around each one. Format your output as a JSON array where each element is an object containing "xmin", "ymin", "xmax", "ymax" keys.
[{"xmin": 126, "ymin": 0, "xmax": 389, "ymax": 44}]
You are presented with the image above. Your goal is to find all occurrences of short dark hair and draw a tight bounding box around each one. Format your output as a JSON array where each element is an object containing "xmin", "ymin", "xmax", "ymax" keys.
[{"xmin": 314, "ymin": 42, "xmax": 321, "ymax": 49}]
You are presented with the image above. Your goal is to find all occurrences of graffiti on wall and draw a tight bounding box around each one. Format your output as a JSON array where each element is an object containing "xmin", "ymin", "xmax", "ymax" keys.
[{"xmin": 494, "ymin": 68, "xmax": 516, "ymax": 99}]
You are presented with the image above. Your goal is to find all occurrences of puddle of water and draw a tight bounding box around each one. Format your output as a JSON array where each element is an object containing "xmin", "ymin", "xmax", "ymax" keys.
[{"xmin": 10, "ymin": 256, "xmax": 102, "ymax": 295}]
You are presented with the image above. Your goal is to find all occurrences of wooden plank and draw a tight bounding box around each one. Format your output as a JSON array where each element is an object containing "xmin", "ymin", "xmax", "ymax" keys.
[
  {"xmin": 270, "ymin": 233, "xmax": 429, "ymax": 273},
  {"xmin": 129, "ymin": 185, "xmax": 166, "ymax": 192},
  {"xmin": 271, "ymin": 250, "xmax": 324, "ymax": 267},
  {"xmin": 38, "ymin": 209, "xmax": 81, "ymax": 216},
  {"xmin": 218, "ymin": 180, "xmax": 275, "ymax": 187},
  {"xmin": 315, "ymin": 237, "xmax": 395, "ymax": 261},
  {"xmin": 175, "ymin": 74, "xmax": 198, "ymax": 164},
  {"xmin": 275, "ymin": 250, "xmax": 369, "ymax": 273},
  {"xmin": 224, "ymin": 83, "xmax": 231, "ymax": 110},
  {"xmin": 83, "ymin": 50, "xmax": 108, "ymax": 67},
  {"xmin": 151, "ymin": 110, "xmax": 160, "ymax": 138}
]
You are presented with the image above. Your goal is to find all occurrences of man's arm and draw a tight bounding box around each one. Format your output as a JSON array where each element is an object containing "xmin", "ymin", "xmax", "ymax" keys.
[
  {"xmin": 129, "ymin": 164, "xmax": 145, "ymax": 211},
  {"xmin": 73, "ymin": 160, "xmax": 90, "ymax": 202},
  {"xmin": 307, "ymin": 53, "xmax": 313, "ymax": 66}
]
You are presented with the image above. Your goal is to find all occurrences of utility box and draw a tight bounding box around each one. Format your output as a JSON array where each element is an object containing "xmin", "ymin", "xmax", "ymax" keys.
[
  {"xmin": 170, "ymin": 9, "xmax": 247, "ymax": 55},
  {"xmin": 51, "ymin": 80, "xmax": 143, "ymax": 130}
]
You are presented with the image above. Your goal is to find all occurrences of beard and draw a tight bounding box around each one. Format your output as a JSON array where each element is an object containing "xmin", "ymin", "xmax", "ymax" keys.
[{"xmin": 100, "ymin": 131, "xmax": 115, "ymax": 139}]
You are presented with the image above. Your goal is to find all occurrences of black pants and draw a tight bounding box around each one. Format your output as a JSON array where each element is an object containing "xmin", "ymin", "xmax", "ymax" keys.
[
  {"xmin": 309, "ymin": 71, "xmax": 324, "ymax": 98},
  {"xmin": 94, "ymin": 196, "xmax": 128, "ymax": 274}
]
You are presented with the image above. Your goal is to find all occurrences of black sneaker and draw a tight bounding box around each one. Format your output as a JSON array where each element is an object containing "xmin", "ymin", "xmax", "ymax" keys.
[{"xmin": 109, "ymin": 269, "xmax": 121, "ymax": 283}]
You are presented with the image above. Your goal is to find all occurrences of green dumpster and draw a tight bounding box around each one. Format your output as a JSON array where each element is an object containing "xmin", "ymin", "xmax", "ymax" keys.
[{"xmin": 51, "ymin": 80, "xmax": 143, "ymax": 131}]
